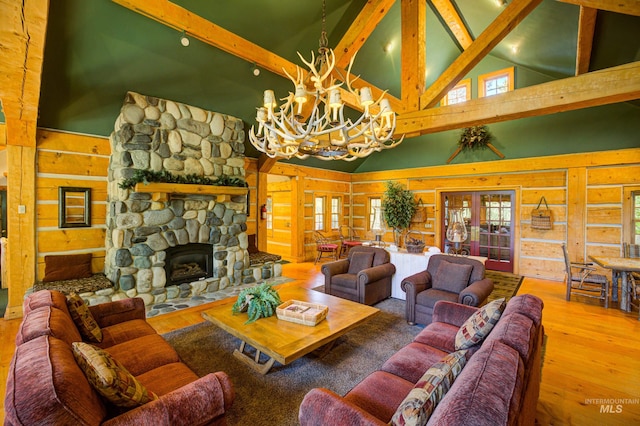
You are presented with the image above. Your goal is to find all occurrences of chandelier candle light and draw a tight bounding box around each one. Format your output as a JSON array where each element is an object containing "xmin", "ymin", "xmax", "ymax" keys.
[{"xmin": 249, "ymin": 0, "xmax": 403, "ymax": 161}]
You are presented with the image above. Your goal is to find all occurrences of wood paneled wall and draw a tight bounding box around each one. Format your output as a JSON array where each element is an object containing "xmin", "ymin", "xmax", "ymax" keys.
[
  {"xmin": 244, "ymin": 160, "xmax": 258, "ymax": 237},
  {"xmin": 351, "ymin": 148, "xmax": 640, "ymax": 280},
  {"xmin": 4, "ymin": 125, "xmax": 638, "ymax": 308},
  {"xmin": 35, "ymin": 130, "xmax": 109, "ymax": 279}
]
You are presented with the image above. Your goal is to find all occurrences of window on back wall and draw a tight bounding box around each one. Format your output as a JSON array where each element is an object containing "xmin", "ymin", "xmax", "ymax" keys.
[
  {"xmin": 331, "ymin": 196, "xmax": 341, "ymax": 230},
  {"xmin": 369, "ymin": 198, "xmax": 382, "ymax": 230},
  {"xmin": 314, "ymin": 196, "xmax": 326, "ymax": 231},
  {"xmin": 478, "ymin": 67, "xmax": 514, "ymax": 98},
  {"xmin": 441, "ymin": 78, "xmax": 471, "ymax": 106},
  {"xmin": 266, "ymin": 196, "xmax": 273, "ymax": 230},
  {"xmin": 632, "ymin": 190, "xmax": 640, "ymax": 244}
]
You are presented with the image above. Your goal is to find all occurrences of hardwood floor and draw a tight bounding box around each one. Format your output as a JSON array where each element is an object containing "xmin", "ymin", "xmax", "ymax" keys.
[{"xmin": 1, "ymin": 262, "xmax": 639, "ymax": 425}]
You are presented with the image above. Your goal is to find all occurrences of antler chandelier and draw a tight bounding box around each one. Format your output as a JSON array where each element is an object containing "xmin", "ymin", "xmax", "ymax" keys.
[{"xmin": 249, "ymin": 0, "xmax": 403, "ymax": 161}]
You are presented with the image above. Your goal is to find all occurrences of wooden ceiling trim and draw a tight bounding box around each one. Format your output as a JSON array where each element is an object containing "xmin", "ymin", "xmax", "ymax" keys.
[
  {"xmin": 430, "ymin": 0, "xmax": 474, "ymax": 49},
  {"xmin": 112, "ymin": 0, "xmax": 402, "ymax": 114},
  {"xmin": 419, "ymin": 0, "xmax": 544, "ymax": 109},
  {"xmin": 334, "ymin": 0, "xmax": 396, "ymax": 69},
  {"xmin": 398, "ymin": 61, "xmax": 640, "ymax": 135},
  {"xmin": 400, "ymin": 0, "xmax": 427, "ymax": 112},
  {"xmin": 557, "ymin": 0, "xmax": 640, "ymax": 17},
  {"xmin": 575, "ymin": 6, "xmax": 597, "ymax": 75}
]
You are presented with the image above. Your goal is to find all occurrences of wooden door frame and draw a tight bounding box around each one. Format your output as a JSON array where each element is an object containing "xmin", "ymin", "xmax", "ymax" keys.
[{"xmin": 435, "ymin": 187, "xmax": 520, "ymax": 274}]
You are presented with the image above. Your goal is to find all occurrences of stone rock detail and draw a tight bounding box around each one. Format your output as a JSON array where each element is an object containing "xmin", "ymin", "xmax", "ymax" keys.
[{"xmin": 104, "ymin": 91, "xmax": 279, "ymax": 308}]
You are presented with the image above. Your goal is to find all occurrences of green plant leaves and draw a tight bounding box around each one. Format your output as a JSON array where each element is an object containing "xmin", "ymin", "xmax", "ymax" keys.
[
  {"xmin": 118, "ymin": 169, "xmax": 247, "ymax": 190},
  {"xmin": 382, "ymin": 181, "xmax": 416, "ymax": 231},
  {"xmin": 231, "ymin": 282, "xmax": 282, "ymax": 324},
  {"xmin": 458, "ymin": 125, "xmax": 493, "ymax": 151}
]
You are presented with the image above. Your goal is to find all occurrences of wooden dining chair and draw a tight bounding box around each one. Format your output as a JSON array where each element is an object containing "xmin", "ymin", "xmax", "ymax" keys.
[
  {"xmin": 563, "ymin": 244, "xmax": 609, "ymax": 308},
  {"xmin": 313, "ymin": 231, "xmax": 339, "ymax": 264},
  {"xmin": 338, "ymin": 225, "xmax": 362, "ymax": 258},
  {"xmin": 623, "ymin": 243, "xmax": 640, "ymax": 317}
]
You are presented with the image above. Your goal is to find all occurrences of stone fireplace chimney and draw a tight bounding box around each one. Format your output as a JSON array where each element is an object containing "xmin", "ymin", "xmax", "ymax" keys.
[{"xmin": 104, "ymin": 92, "xmax": 253, "ymax": 306}]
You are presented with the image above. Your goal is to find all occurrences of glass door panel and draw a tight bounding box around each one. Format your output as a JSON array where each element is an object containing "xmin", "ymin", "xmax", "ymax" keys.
[{"xmin": 442, "ymin": 191, "xmax": 514, "ymax": 272}]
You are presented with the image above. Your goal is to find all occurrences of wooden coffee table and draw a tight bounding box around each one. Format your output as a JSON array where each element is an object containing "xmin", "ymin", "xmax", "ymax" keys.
[{"xmin": 201, "ymin": 286, "xmax": 379, "ymax": 374}]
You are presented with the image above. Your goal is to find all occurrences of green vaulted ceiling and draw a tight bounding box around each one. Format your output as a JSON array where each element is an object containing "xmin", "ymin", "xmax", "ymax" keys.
[{"xmin": 9, "ymin": 0, "xmax": 640, "ymax": 172}]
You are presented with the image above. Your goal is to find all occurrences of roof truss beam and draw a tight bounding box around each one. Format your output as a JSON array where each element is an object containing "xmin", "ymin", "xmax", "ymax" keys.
[
  {"xmin": 112, "ymin": 0, "xmax": 403, "ymax": 114},
  {"xmin": 557, "ymin": 0, "xmax": 640, "ymax": 16},
  {"xmin": 334, "ymin": 0, "xmax": 396, "ymax": 69},
  {"xmin": 430, "ymin": 0, "xmax": 474, "ymax": 49},
  {"xmin": 398, "ymin": 61, "xmax": 640, "ymax": 134},
  {"xmin": 420, "ymin": 0, "xmax": 544, "ymax": 109}
]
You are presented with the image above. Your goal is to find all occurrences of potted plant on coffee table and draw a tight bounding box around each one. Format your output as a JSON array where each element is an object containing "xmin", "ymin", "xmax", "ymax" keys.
[{"xmin": 232, "ymin": 282, "xmax": 282, "ymax": 324}]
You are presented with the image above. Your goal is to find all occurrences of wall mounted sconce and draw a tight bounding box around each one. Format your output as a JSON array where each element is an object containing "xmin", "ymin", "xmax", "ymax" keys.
[
  {"xmin": 252, "ymin": 65, "xmax": 260, "ymax": 76},
  {"xmin": 180, "ymin": 30, "xmax": 190, "ymax": 47}
]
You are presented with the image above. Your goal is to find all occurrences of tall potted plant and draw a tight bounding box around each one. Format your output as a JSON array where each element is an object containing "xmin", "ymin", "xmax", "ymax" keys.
[{"xmin": 382, "ymin": 181, "xmax": 416, "ymax": 247}]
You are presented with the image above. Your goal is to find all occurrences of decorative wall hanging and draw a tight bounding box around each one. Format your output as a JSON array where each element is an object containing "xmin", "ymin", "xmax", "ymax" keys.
[
  {"xmin": 411, "ymin": 198, "xmax": 427, "ymax": 223},
  {"xmin": 59, "ymin": 187, "xmax": 91, "ymax": 228},
  {"xmin": 531, "ymin": 196, "xmax": 553, "ymax": 230},
  {"xmin": 447, "ymin": 125, "xmax": 505, "ymax": 163}
]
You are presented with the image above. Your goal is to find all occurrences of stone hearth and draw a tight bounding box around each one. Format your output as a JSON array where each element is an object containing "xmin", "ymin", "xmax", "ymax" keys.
[{"xmin": 102, "ymin": 92, "xmax": 280, "ymax": 308}]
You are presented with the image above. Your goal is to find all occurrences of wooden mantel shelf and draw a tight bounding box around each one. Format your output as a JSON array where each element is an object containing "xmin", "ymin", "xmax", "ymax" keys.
[{"xmin": 134, "ymin": 182, "xmax": 248, "ymax": 202}]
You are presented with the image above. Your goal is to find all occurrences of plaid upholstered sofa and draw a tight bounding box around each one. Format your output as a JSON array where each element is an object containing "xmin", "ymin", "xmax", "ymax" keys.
[
  {"xmin": 299, "ymin": 294, "xmax": 544, "ymax": 425},
  {"xmin": 5, "ymin": 290, "xmax": 234, "ymax": 425}
]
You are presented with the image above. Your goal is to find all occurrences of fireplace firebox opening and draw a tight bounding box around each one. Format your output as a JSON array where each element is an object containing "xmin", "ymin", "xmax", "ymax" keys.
[{"xmin": 164, "ymin": 243, "xmax": 214, "ymax": 286}]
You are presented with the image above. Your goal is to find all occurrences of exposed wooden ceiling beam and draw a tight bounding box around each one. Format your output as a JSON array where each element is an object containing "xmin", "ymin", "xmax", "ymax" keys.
[
  {"xmin": 575, "ymin": 6, "xmax": 597, "ymax": 75},
  {"xmin": 557, "ymin": 0, "xmax": 640, "ymax": 16},
  {"xmin": 398, "ymin": 61, "xmax": 640, "ymax": 135},
  {"xmin": 112, "ymin": 0, "xmax": 402, "ymax": 114},
  {"xmin": 0, "ymin": 0, "xmax": 48, "ymax": 146},
  {"xmin": 430, "ymin": 0, "xmax": 474, "ymax": 49},
  {"xmin": 334, "ymin": 0, "xmax": 396, "ymax": 69},
  {"xmin": 400, "ymin": 0, "xmax": 426, "ymax": 111},
  {"xmin": 420, "ymin": 0, "xmax": 544, "ymax": 109}
]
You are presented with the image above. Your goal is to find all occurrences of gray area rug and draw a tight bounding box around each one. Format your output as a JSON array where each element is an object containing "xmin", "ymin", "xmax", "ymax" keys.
[{"xmin": 162, "ymin": 297, "xmax": 423, "ymax": 426}]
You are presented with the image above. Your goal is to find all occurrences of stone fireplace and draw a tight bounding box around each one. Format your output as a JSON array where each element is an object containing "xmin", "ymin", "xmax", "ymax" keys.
[{"xmin": 103, "ymin": 92, "xmax": 278, "ymax": 308}]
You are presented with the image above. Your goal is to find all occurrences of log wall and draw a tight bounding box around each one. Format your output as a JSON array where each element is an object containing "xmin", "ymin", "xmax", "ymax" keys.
[
  {"xmin": 8, "ymin": 126, "xmax": 639, "ymax": 304},
  {"xmin": 35, "ymin": 130, "xmax": 110, "ymax": 279}
]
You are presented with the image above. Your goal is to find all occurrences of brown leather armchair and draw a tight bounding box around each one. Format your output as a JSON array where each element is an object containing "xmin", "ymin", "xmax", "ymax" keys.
[
  {"xmin": 401, "ymin": 254, "xmax": 494, "ymax": 325},
  {"xmin": 321, "ymin": 246, "xmax": 396, "ymax": 305}
]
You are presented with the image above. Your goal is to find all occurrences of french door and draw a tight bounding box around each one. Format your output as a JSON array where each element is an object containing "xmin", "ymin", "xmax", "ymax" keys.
[{"xmin": 441, "ymin": 191, "xmax": 515, "ymax": 272}]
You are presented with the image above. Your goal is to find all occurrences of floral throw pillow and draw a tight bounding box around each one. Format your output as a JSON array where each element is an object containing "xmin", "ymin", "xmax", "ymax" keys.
[
  {"xmin": 66, "ymin": 292, "xmax": 103, "ymax": 343},
  {"xmin": 455, "ymin": 298, "xmax": 506, "ymax": 350},
  {"xmin": 391, "ymin": 350, "xmax": 468, "ymax": 426},
  {"xmin": 72, "ymin": 342, "xmax": 158, "ymax": 408}
]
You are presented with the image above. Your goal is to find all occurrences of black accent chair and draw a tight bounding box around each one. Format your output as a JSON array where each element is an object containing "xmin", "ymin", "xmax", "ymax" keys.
[
  {"xmin": 321, "ymin": 246, "xmax": 396, "ymax": 305},
  {"xmin": 401, "ymin": 254, "xmax": 494, "ymax": 325}
]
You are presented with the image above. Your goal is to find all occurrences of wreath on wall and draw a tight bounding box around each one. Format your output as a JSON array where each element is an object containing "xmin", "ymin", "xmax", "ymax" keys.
[
  {"xmin": 447, "ymin": 125, "xmax": 504, "ymax": 163},
  {"xmin": 458, "ymin": 125, "xmax": 493, "ymax": 151}
]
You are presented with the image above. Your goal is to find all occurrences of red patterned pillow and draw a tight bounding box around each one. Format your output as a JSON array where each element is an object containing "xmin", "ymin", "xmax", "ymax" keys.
[
  {"xmin": 391, "ymin": 350, "xmax": 468, "ymax": 425},
  {"xmin": 72, "ymin": 342, "xmax": 158, "ymax": 408},
  {"xmin": 455, "ymin": 298, "xmax": 506, "ymax": 350},
  {"xmin": 66, "ymin": 293, "xmax": 103, "ymax": 343}
]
